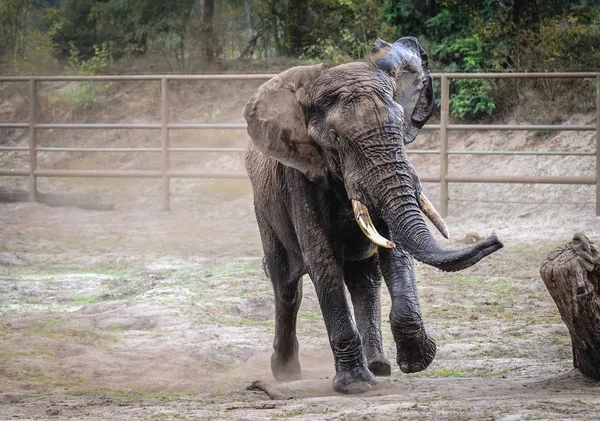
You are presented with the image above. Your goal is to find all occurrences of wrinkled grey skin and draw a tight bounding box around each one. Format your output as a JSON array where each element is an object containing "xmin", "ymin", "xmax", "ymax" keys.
[{"xmin": 244, "ymin": 37, "xmax": 503, "ymax": 394}]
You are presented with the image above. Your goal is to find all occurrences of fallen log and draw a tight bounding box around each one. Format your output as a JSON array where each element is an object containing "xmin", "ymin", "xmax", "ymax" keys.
[
  {"xmin": 0, "ymin": 187, "xmax": 114, "ymax": 211},
  {"xmin": 540, "ymin": 232, "xmax": 600, "ymax": 380}
]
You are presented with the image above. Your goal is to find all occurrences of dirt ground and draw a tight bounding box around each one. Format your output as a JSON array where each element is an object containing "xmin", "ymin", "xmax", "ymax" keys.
[
  {"xmin": 1, "ymin": 177, "xmax": 599, "ymax": 420},
  {"xmin": 1, "ymin": 77, "xmax": 600, "ymax": 420}
]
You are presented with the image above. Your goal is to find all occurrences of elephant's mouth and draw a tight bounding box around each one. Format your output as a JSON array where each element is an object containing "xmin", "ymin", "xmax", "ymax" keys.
[{"xmin": 351, "ymin": 191, "xmax": 449, "ymax": 248}]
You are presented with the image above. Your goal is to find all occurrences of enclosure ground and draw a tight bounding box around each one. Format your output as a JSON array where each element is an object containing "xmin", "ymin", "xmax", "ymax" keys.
[{"xmin": 1, "ymin": 185, "xmax": 599, "ymax": 420}]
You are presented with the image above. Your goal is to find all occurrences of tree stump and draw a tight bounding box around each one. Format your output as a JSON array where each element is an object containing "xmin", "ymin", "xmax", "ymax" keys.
[{"xmin": 540, "ymin": 232, "xmax": 600, "ymax": 380}]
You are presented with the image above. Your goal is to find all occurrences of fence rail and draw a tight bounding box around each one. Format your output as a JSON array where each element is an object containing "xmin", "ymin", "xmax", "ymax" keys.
[{"xmin": 0, "ymin": 72, "xmax": 598, "ymax": 215}]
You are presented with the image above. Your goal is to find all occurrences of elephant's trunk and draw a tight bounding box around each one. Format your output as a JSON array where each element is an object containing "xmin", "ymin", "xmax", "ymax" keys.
[
  {"xmin": 349, "ymin": 162, "xmax": 502, "ymax": 271},
  {"xmin": 383, "ymin": 199, "xmax": 503, "ymax": 272},
  {"xmin": 345, "ymin": 143, "xmax": 501, "ymax": 270}
]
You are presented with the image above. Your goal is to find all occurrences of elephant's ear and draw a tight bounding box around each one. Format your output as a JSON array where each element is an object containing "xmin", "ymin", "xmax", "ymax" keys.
[
  {"xmin": 369, "ymin": 37, "xmax": 435, "ymax": 144},
  {"xmin": 244, "ymin": 64, "xmax": 328, "ymax": 185}
]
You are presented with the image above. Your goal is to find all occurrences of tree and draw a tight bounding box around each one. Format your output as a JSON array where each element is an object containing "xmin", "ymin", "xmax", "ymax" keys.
[
  {"xmin": 284, "ymin": 0, "xmax": 309, "ymax": 56},
  {"xmin": 203, "ymin": 0, "xmax": 215, "ymax": 62},
  {"xmin": 0, "ymin": 0, "xmax": 37, "ymax": 58}
]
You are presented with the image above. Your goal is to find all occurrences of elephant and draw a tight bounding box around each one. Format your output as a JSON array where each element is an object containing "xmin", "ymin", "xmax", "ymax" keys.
[{"xmin": 243, "ymin": 37, "xmax": 503, "ymax": 394}]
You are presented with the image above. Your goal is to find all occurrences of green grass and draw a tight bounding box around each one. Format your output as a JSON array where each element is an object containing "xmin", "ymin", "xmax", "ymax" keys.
[
  {"xmin": 417, "ymin": 366, "xmax": 517, "ymax": 378},
  {"xmin": 270, "ymin": 408, "xmax": 305, "ymax": 418},
  {"xmin": 416, "ymin": 367, "xmax": 471, "ymax": 378},
  {"xmin": 204, "ymin": 261, "xmax": 262, "ymax": 278},
  {"xmin": 71, "ymin": 294, "xmax": 103, "ymax": 305},
  {"xmin": 540, "ymin": 330, "xmax": 570, "ymax": 345},
  {"xmin": 150, "ymin": 412, "xmax": 187, "ymax": 420},
  {"xmin": 298, "ymin": 310, "xmax": 322, "ymax": 321}
]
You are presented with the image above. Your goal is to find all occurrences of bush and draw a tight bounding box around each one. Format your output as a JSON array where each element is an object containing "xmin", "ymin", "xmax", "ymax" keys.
[
  {"xmin": 450, "ymin": 79, "xmax": 496, "ymax": 119},
  {"xmin": 59, "ymin": 43, "xmax": 111, "ymax": 111},
  {"xmin": 434, "ymin": 35, "xmax": 497, "ymax": 119}
]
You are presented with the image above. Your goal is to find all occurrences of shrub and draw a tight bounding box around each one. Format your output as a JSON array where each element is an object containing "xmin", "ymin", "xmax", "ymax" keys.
[
  {"xmin": 59, "ymin": 43, "xmax": 111, "ymax": 111},
  {"xmin": 450, "ymin": 79, "xmax": 496, "ymax": 119},
  {"xmin": 435, "ymin": 35, "xmax": 497, "ymax": 119}
]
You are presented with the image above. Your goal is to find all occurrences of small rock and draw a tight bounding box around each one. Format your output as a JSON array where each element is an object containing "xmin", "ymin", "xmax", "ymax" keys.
[{"xmin": 46, "ymin": 408, "xmax": 60, "ymax": 416}]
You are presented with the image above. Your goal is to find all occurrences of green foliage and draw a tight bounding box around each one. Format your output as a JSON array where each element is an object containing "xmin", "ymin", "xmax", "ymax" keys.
[
  {"xmin": 450, "ymin": 79, "xmax": 496, "ymax": 118},
  {"xmin": 381, "ymin": 0, "xmax": 439, "ymax": 39},
  {"xmin": 66, "ymin": 42, "xmax": 109, "ymax": 76},
  {"xmin": 0, "ymin": 0, "xmax": 36, "ymax": 57},
  {"xmin": 50, "ymin": 0, "xmax": 99, "ymax": 59},
  {"xmin": 533, "ymin": 115, "xmax": 553, "ymax": 140},
  {"xmin": 293, "ymin": 0, "xmax": 391, "ymax": 61},
  {"xmin": 538, "ymin": 11, "xmax": 600, "ymax": 71},
  {"xmin": 59, "ymin": 43, "xmax": 111, "ymax": 110},
  {"xmin": 0, "ymin": 0, "xmax": 62, "ymax": 73},
  {"xmin": 2, "ymin": 0, "xmax": 600, "ymax": 122},
  {"xmin": 436, "ymin": 36, "xmax": 497, "ymax": 118},
  {"xmin": 381, "ymin": 0, "xmax": 600, "ymax": 119}
]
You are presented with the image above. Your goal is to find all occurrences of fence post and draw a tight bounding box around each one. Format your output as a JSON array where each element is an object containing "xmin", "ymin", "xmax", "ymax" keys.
[
  {"xmin": 596, "ymin": 74, "xmax": 599, "ymax": 217},
  {"xmin": 28, "ymin": 78, "xmax": 37, "ymax": 202},
  {"xmin": 161, "ymin": 76, "xmax": 170, "ymax": 211},
  {"xmin": 439, "ymin": 76, "xmax": 449, "ymax": 217}
]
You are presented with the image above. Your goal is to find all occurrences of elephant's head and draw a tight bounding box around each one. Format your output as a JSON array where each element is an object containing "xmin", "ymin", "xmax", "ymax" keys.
[{"xmin": 244, "ymin": 37, "xmax": 503, "ymax": 271}]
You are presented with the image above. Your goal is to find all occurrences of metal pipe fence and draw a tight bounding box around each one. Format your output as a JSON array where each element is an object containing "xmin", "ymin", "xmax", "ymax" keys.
[{"xmin": 0, "ymin": 72, "xmax": 598, "ymax": 215}]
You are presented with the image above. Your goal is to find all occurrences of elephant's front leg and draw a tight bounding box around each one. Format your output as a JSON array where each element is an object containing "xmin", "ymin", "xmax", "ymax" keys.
[
  {"xmin": 307, "ymin": 260, "xmax": 376, "ymax": 394},
  {"xmin": 344, "ymin": 257, "xmax": 391, "ymax": 376},
  {"xmin": 379, "ymin": 247, "xmax": 436, "ymax": 373}
]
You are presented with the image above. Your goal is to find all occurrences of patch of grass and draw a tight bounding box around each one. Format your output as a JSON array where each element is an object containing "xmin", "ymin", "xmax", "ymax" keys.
[
  {"xmin": 203, "ymin": 311, "xmax": 273, "ymax": 329},
  {"xmin": 298, "ymin": 310, "xmax": 322, "ymax": 321},
  {"xmin": 270, "ymin": 408, "xmax": 305, "ymax": 418},
  {"xmin": 190, "ymin": 286, "xmax": 208, "ymax": 299},
  {"xmin": 479, "ymin": 344, "xmax": 528, "ymax": 359},
  {"xmin": 533, "ymin": 115, "xmax": 553, "ymax": 140},
  {"xmin": 0, "ymin": 349, "xmax": 15, "ymax": 361},
  {"xmin": 150, "ymin": 412, "xmax": 187, "ymax": 420},
  {"xmin": 204, "ymin": 261, "xmax": 262, "ymax": 278},
  {"xmin": 417, "ymin": 366, "xmax": 518, "ymax": 378},
  {"xmin": 417, "ymin": 367, "xmax": 475, "ymax": 378},
  {"xmin": 492, "ymin": 280, "xmax": 514, "ymax": 297},
  {"xmin": 71, "ymin": 294, "xmax": 103, "ymax": 305},
  {"xmin": 456, "ymin": 275, "xmax": 486, "ymax": 286},
  {"xmin": 23, "ymin": 393, "xmax": 48, "ymax": 398},
  {"xmin": 541, "ymin": 330, "xmax": 570, "ymax": 345},
  {"xmin": 503, "ymin": 325, "xmax": 526, "ymax": 338}
]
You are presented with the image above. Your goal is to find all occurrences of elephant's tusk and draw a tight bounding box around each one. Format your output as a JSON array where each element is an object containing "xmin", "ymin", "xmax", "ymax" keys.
[
  {"xmin": 417, "ymin": 192, "xmax": 450, "ymax": 239},
  {"xmin": 351, "ymin": 200, "xmax": 396, "ymax": 249}
]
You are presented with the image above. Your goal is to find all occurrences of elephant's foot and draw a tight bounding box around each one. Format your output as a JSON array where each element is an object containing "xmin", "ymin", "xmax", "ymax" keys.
[
  {"xmin": 367, "ymin": 355, "xmax": 392, "ymax": 377},
  {"xmin": 271, "ymin": 351, "xmax": 302, "ymax": 382},
  {"xmin": 395, "ymin": 331, "xmax": 436, "ymax": 373},
  {"xmin": 333, "ymin": 365, "xmax": 377, "ymax": 394}
]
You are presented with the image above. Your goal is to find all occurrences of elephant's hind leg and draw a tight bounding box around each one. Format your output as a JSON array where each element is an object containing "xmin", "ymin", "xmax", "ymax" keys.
[
  {"xmin": 260, "ymin": 224, "xmax": 304, "ymax": 382},
  {"xmin": 344, "ymin": 257, "xmax": 391, "ymax": 376}
]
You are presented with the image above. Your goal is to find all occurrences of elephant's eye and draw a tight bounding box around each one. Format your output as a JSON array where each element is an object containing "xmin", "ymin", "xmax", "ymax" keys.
[{"xmin": 329, "ymin": 130, "xmax": 341, "ymax": 146}]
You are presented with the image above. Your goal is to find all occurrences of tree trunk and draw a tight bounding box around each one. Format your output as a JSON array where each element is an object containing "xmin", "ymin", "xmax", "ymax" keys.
[
  {"xmin": 540, "ymin": 233, "xmax": 600, "ymax": 380},
  {"xmin": 285, "ymin": 0, "xmax": 308, "ymax": 56},
  {"xmin": 203, "ymin": 0, "xmax": 215, "ymax": 63},
  {"xmin": 271, "ymin": 10, "xmax": 281, "ymax": 57}
]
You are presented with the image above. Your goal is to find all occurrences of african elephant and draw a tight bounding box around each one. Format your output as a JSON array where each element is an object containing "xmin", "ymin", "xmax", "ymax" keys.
[{"xmin": 243, "ymin": 37, "xmax": 503, "ymax": 394}]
